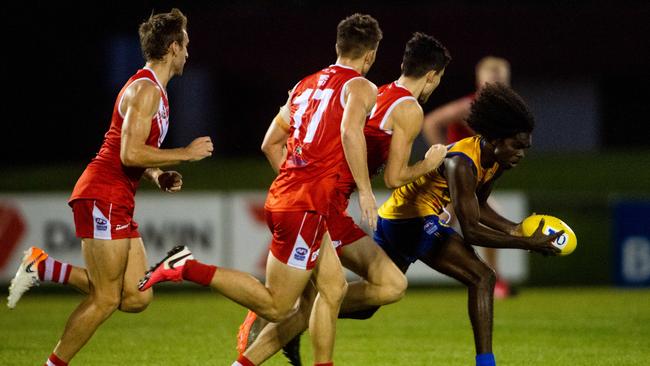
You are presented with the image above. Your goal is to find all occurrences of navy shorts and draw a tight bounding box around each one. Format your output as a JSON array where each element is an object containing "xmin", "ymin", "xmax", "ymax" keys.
[{"xmin": 373, "ymin": 215, "xmax": 456, "ymax": 269}]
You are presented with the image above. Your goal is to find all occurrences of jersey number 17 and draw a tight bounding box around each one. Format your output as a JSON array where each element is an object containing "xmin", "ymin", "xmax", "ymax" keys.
[{"xmin": 292, "ymin": 88, "xmax": 334, "ymax": 143}]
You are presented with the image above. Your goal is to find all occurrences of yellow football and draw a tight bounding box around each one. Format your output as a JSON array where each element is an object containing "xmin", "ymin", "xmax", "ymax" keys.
[{"xmin": 521, "ymin": 214, "xmax": 577, "ymax": 256}]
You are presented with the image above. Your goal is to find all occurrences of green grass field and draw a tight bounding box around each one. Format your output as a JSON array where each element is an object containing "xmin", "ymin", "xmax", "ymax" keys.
[{"xmin": 1, "ymin": 287, "xmax": 649, "ymax": 365}]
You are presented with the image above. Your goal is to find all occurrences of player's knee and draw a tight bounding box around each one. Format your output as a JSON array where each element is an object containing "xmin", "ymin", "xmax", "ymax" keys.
[
  {"xmin": 477, "ymin": 266, "xmax": 497, "ymax": 290},
  {"xmin": 90, "ymin": 292, "xmax": 121, "ymax": 313},
  {"xmin": 320, "ymin": 278, "xmax": 348, "ymax": 306},
  {"xmin": 261, "ymin": 305, "xmax": 294, "ymax": 323},
  {"xmin": 119, "ymin": 291, "xmax": 153, "ymax": 313},
  {"xmin": 384, "ymin": 272, "xmax": 408, "ymax": 303}
]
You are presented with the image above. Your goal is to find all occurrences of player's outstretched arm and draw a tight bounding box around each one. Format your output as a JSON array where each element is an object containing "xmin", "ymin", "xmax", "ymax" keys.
[
  {"xmin": 120, "ymin": 81, "xmax": 213, "ymax": 168},
  {"xmin": 475, "ymin": 176, "xmax": 520, "ymax": 235},
  {"xmin": 421, "ymin": 96, "xmax": 472, "ymax": 145},
  {"xmin": 447, "ymin": 156, "xmax": 561, "ymax": 255},
  {"xmin": 341, "ymin": 78, "xmax": 378, "ymax": 229},
  {"xmin": 261, "ymin": 103, "xmax": 291, "ymax": 174},
  {"xmin": 384, "ymin": 100, "xmax": 446, "ymax": 188}
]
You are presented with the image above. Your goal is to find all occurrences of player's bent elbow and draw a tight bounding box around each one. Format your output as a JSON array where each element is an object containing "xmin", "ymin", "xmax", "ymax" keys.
[
  {"xmin": 383, "ymin": 175, "xmax": 402, "ymax": 189},
  {"xmin": 120, "ymin": 151, "xmax": 136, "ymax": 167},
  {"xmin": 260, "ymin": 141, "xmax": 274, "ymax": 156},
  {"xmin": 461, "ymin": 227, "xmax": 483, "ymax": 248},
  {"xmin": 120, "ymin": 150, "xmax": 143, "ymax": 167},
  {"xmin": 340, "ymin": 127, "xmax": 360, "ymax": 147}
]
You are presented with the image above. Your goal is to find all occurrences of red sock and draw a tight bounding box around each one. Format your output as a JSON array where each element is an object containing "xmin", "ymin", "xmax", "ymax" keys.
[
  {"xmin": 314, "ymin": 363, "xmax": 333, "ymax": 366},
  {"xmin": 182, "ymin": 260, "xmax": 217, "ymax": 286},
  {"xmin": 234, "ymin": 354, "xmax": 255, "ymax": 366},
  {"xmin": 38, "ymin": 257, "xmax": 72, "ymax": 284},
  {"xmin": 45, "ymin": 353, "xmax": 68, "ymax": 366}
]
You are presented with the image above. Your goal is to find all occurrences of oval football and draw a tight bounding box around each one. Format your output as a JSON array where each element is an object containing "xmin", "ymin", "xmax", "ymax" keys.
[{"xmin": 521, "ymin": 214, "xmax": 577, "ymax": 256}]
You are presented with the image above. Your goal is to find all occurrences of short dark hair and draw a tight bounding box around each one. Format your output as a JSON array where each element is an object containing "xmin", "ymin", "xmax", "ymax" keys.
[
  {"xmin": 402, "ymin": 32, "xmax": 451, "ymax": 78},
  {"xmin": 466, "ymin": 83, "xmax": 535, "ymax": 140},
  {"xmin": 138, "ymin": 8, "xmax": 187, "ymax": 61},
  {"xmin": 336, "ymin": 14, "xmax": 383, "ymax": 58}
]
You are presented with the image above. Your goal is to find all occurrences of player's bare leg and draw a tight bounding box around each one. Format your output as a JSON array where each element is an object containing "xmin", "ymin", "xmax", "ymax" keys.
[
  {"xmin": 38, "ymin": 238, "xmax": 152, "ymax": 313},
  {"xmin": 118, "ymin": 238, "xmax": 153, "ymax": 312},
  {"xmin": 309, "ymin": 233, "xmax": 348, "ymax": 363},
  {"xmin": 243, "ymin": 236, "xmax": 406, "ymax": 363},
  {"xmin": 419, "ymin": 233, "xmax": 496, "ymax": 355},
  {"xmin": 244, "ymin": 287, "xmax": 315, "ymax": 364},
  {"xmin": 50, "ymin": 238, "xmax": 131, "ymax": 362},
  {"xmin": 237, "ymin": 239, "xmax": 344, "ymax": 364},
  {"xmin": 484, "ymin": 196, "xmax": 511, "ymax": 299},
  {"xmin": 66, "ymin": 266, "xmax": 91, "ymax": 294},
  {"xmin": 203, "ymin": 253, "xmax": 313, "ymax": 322},
  {"xmin": 338, "ymin": 236, "xmax": 407, "ymax": 314},
  {"xmin": 7, "ymin": 247, "xmax": 89, "ymax": 308}
]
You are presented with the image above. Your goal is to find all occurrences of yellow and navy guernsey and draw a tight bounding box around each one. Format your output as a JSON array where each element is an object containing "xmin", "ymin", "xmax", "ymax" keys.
[{"xmin": 378, "ymin": 136, "xmax": 500, "ymax": 220}]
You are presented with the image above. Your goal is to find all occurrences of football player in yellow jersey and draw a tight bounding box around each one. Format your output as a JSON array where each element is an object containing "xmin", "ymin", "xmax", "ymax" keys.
[{"xmin": 374, "ymin": 83, "xmax": 562, "ymax": 366}]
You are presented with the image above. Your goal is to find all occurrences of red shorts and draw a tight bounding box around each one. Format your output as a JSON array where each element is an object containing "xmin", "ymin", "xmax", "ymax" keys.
[
  {"xmin": 265, "ymin": 210, "xmax": 328, "ymax": 270},
  {"xmin": 71, "ymin": 199, "xmax": 140, "ymax": 240},
  {"xmin": 328, "ymin": 191, "xmax": 367, "ymax": 254}
]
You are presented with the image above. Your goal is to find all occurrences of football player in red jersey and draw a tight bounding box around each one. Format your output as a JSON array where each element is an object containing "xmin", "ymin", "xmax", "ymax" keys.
[
  {"xmin": 6, "ymin": 9, "xmax": 213, "ymax": 366},
  {"xmin": 139, "ymin": 14, "xmax": 383, "ymax": 366},
  {"xmin": 239, "ymin": 32, "xmax": 451, "ymax": 365},
  {"xmin": 422, "ymin": 56, "xmax": 515, "ymax": 298}
]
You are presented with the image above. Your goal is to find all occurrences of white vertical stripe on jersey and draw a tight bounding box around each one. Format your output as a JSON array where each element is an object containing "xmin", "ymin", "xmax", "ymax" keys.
[
  {"xmin": 287, "ymin": 213, "xmax": 310, "ymax": 270},
  {"xmin": 92, "ymin": 201, "xmax": 112, "ymax": 240}
]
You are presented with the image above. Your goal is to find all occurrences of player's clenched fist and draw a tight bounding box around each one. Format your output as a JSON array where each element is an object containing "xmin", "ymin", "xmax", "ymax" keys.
[
  {"xmin": 185, "ymin": 136, "xmax": 213, "ymax": 161},
  {"xmin": 424, "ymin": 143, "xmax": 447, "ymax": 171}
]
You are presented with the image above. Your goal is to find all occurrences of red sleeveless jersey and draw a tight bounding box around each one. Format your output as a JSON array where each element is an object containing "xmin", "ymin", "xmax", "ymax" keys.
[
  {"xmin": 336, "ymin": 81, "xmax": 417, "ymax": 197},
  {"xmin": 265, "ymin": 64, "xmax": 365, "ymax": 215},
  {"xmin": 446, "ymin": 93, "xmax": 475, "ymax": 143},
  {"xmin": 69, "ymin": 68, "xmax": 170, "ymax": 209}
]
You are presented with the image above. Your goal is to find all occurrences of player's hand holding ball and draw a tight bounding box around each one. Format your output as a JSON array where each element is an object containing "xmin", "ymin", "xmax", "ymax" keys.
[{"xmin": 521, "ymin": 214, "xmax": 577, "ymax": 256}]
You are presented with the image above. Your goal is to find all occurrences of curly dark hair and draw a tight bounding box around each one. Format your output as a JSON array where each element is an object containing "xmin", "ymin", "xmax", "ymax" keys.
[
  {"xmin": 138, "ymin": 8, "xmax": 187, "ymax": 61},
  {"xmin": 336, "ymin": 13, "xmax": 383, "ymax": 58},
  {"xmin": 402, "ymin": 32, "xmax": 451, "ymax": 78},
  {"xmin": 466, "ymin": 83, "xmax": 535, "ymax": 140}
]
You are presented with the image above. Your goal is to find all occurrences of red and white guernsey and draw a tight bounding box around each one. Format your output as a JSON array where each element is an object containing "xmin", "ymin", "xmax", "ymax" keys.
[
  {"xmin": 69, "ymin": 67, "xmax": 170, "ymax": 209},
  {"xmin": 447, "ymin": 93, "xmax": 476, "ymax": 143},
  {"xmin": 335, "ymin": 81, "xmax": 417, "ymax": 198},
  {"xmin": 265, "ymin": 64, "xmax": 366, "ymax": 215}
]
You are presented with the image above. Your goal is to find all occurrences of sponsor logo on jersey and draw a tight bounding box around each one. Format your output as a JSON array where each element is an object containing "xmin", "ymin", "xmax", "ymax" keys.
[
  {"xmin": 95, "ymin": 218, "xmax": 108, "ymax": 231},
  {"xmin": 294, "ymin": 247, "xmax": 308, "ymax": 261},
  {"xmin": 424, "ymin": 220, "xmax": 438, "ymax": 235},
  {"xmin": 115, "ymin": 224, "xmax": 129, "ymax": 231}
]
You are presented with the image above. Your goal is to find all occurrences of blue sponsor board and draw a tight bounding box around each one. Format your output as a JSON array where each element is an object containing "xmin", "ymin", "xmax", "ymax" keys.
[{"xmin": 613, "ymin": 201, "xmax": 650, "ymax": 287}]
